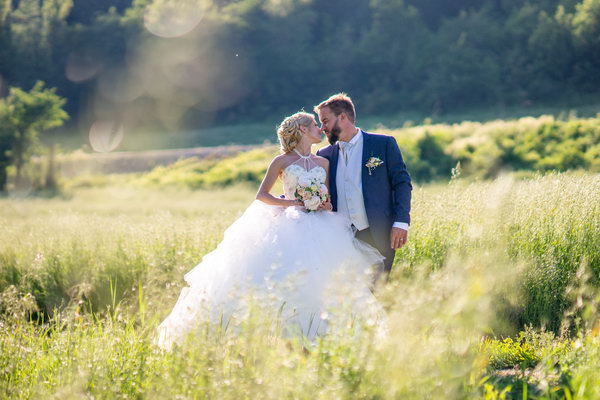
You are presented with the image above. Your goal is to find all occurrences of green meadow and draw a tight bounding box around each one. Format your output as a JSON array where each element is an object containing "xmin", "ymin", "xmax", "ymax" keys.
[
  {"xmin": 3, "ymin": 0, "xmax": 600, "ymax": 397},
  {"xmin": 1, "ymin": 168, "xmax": 599, "ymax": 398}
]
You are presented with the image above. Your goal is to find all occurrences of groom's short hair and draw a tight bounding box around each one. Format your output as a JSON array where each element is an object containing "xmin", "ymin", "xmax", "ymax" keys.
[{"xmin": 314, "ymin": 93, "xmax": 356, "ymax": 123}]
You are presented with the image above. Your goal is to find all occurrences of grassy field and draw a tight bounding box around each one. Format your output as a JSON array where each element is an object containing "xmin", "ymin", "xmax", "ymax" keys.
[{"xmin": 1, "ymin": 171, "xmax": 599, "ymax": 398}]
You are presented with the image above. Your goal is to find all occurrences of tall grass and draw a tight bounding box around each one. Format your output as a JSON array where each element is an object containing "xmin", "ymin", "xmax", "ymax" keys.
[
  {"xmin": 1, "ymin": 173, "xmax": 599, "ymax": 398},
  {"xmin": 402, "ymin": 172, "xmax": 600, "ymax": 331},
  {"xmin": 0, "ymin": 253, "xmax": 515, "ymax": 399}
]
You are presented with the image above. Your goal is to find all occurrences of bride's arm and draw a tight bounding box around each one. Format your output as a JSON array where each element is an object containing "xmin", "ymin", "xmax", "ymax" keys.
[{"xmin": 256, "ymin": 156, "xmax": 302, "ymax": 207}]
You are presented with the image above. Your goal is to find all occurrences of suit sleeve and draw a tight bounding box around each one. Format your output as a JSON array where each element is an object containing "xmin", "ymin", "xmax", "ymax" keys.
[
  {"xmin": 316, "ymin": 147, "xmax": 327, "ymax": 159},
  {"xmin": 385, "ymin": 136, "xmax": 412, "ymax": 225}
]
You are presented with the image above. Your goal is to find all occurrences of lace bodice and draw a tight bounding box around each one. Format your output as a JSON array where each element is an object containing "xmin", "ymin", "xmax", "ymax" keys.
[{"xmin": 281, "ymin": 151, "xmax": 327, "ymax": 200}]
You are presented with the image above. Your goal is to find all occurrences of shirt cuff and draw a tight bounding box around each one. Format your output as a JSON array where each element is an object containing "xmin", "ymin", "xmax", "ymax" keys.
[{"xmin": 393, "ymin": 222, "xmax": 409, "ymax": 231}]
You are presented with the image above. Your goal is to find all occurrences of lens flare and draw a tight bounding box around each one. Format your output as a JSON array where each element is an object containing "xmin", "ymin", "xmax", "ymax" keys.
[
  {"xmin": 89, "ymin": 120, "xmax": 124, "ymax": 153},
  {"xmin": 144, "ymin": 0, "xmax": 205, "ymax": 38},
  {"xmin": 98, "ymin": 69, "xmax": 145, "ymax": 103},
  {"xmin": 162, "ymin": 51, "xmax": 250, "ymax": 111}
]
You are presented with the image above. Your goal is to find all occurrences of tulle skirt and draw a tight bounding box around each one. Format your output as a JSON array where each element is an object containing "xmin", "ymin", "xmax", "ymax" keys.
[{"xmin": 156, "ymin": 201, "xmax": 385, "ymax": 349}]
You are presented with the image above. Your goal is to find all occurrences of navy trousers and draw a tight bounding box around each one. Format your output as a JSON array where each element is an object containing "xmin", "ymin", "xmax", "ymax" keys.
[{"xmin": 354, "ymin": 226, "xmax": 396, "ymax": 281}]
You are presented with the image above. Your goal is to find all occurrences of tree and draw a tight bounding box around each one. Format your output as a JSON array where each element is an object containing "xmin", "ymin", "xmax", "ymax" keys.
[
  {"xmin": 571, "ymin": 0, "xmax": 600, "ymax": 88},
  {"xmin": 67, "ymin": 0, "xmax": 132, "ymax": 24},
  {"xmin": 405, "ymin": 0, "xmax": 482, "ymax": 29},
  {"xmin": 357, "ymin": 0, "xmax": 432, "ymax": 113},
  {"xmin": 0, "ymin": 0, "xmax": 13, "ymax": 84},
  {"xmin": 0, "ymin": 81, "xmax": 68, "ymax": 192},
  {"xmin": 527, "ymin": 7, "xmax": 575, "ymax": 98},
  {"xmin": 423, "ymin": 7, "xmax": 504, "ymax": 113},
  {"xmin": 6, "ymin": 0, "xmax": 73, "ymax": 106}
]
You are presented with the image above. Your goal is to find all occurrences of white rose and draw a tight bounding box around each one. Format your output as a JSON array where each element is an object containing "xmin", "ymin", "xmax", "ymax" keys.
[
  {"xmin": 298, "ymin": 176, "xmax": 311, "ymax": 187},
  {"xmin": 319, "ymin": 184, "xmax": 328, "ymax": 195},
  {"xmin": 304, "ymin": 196, "xmax": 321, "ymax": 211}
]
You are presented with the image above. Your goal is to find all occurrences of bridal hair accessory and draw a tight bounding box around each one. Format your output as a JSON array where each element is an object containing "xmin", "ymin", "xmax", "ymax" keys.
[{"xmin": 365, "ymin": 157, "xmax": 384, "ymax": 175}]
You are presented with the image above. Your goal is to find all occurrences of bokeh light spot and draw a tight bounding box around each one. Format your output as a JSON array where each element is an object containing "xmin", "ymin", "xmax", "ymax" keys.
[
  {"xmin": 89, "ymin": 120, "xmax": 124, "ymax": 153},
  {"xmin": 144, "ymin": 0, "xmax": 205, "ymax": 38}
]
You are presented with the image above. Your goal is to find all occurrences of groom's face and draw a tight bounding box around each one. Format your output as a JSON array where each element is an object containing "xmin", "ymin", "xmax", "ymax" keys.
[{"xmin": 318, "ymin": 107, "xmax": 341, "ymax": 145}]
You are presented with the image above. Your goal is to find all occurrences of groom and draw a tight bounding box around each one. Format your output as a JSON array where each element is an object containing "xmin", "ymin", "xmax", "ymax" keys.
[{"xmin": 315, "ymin": 93, "xmax": 412, "ymax": 281}]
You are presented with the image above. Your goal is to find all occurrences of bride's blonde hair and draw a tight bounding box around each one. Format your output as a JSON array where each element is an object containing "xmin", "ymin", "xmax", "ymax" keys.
[{"xmin": 277, "ymin": 112, "xmax": 314, "ymax": 154}]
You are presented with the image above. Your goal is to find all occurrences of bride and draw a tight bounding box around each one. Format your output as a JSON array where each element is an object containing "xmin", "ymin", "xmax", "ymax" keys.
[{"xmin": 156, "ymin": 112, "xmax": 385, "ymax": 350}]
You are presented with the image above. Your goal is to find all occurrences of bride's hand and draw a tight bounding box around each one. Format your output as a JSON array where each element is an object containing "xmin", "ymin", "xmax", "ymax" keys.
[
  {"xmin": 288, "ymin": 199, "xmax": 304, "ymax": 207},
  {"xmin": 318, "ymin": 199, "xmax": 333, "ymax": 211}
]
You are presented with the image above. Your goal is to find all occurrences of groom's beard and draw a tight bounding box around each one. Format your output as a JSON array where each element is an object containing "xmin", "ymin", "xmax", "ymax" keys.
[{"xmin": 327, "ymin": 121, "xmax": 341, "ymax": 145}]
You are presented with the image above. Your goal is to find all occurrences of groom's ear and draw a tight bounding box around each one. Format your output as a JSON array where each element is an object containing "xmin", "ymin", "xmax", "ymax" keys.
[{"xmin": 339, "ymin": 112, "xmax": 355, "ymax": 125}]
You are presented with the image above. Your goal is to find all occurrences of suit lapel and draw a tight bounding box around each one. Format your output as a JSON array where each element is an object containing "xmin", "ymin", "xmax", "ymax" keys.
[
  {"xmin": 361, "ymin": 130, "xmax": 370, "ymax": 190},
  {"xmin": 330, "ymin": 143, "xmax": 339, "ymax": 183},
  {"xmin": 330, "ymin": 143, "xmax": 340, "ymax": 209}
]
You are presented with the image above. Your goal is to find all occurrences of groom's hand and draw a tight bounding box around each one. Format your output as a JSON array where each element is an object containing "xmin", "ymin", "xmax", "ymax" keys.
[
  {"xmin": 317, "ymin": 199, "xmax": 333, "ymax": 211},
  {"xmin": 390, "ymin": 227, "xmax": 408, "ymax": 249}
]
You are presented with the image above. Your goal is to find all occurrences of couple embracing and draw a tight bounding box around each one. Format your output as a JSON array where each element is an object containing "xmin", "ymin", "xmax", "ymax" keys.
[{"xmin": 157, "ymin": 93, "xmax": 412, "ymax": 349}]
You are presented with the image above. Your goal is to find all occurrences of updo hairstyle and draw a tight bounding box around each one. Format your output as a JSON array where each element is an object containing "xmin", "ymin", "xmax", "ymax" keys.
[{"xmin": 277, "ymin": 112, "xmax": 314, "ymax": 154}]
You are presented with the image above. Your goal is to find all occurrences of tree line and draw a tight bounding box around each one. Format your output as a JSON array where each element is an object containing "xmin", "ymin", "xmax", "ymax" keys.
[{"xmin": 1, "ymin": 0, "xmax": 600, "ymax": 134}]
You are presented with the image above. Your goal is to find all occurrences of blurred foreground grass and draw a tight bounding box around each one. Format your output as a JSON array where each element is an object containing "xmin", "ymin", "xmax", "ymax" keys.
[{"xmin": 1, "ymin": 173, "xmax": 599, "ymax": 399}]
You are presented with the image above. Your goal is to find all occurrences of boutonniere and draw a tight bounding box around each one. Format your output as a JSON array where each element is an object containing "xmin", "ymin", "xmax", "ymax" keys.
[{"xmin": 365, "ymin": 157, "xmax": 384, "ymax": 175}]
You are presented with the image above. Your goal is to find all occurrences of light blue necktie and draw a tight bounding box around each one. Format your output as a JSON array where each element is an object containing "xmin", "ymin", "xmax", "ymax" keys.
[{"xmin": 339, "ymin": 141, "xmax": 353, "ymax": 165}]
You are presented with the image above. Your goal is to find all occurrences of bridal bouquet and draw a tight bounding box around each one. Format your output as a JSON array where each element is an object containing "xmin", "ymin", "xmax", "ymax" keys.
[{"xmin": 295, "ymin": 177, "xmax": 328, "ymax": 211}]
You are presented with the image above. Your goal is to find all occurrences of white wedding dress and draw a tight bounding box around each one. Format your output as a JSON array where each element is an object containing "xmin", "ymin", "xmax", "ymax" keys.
[{"xmin": 156, "ymin": 154, "xmax": 385, "ymax": 350}]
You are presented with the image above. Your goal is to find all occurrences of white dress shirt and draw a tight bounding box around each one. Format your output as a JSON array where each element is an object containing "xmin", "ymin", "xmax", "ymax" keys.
[{"xmin": 336, "ymin": 129, "xmax": 409, "ymax": 232}]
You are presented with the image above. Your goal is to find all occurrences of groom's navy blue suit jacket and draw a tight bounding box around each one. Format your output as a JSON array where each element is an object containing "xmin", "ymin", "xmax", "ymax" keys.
[{"xmin": 316, "ymin": 131, "xmax": 412, "ymax": 259}]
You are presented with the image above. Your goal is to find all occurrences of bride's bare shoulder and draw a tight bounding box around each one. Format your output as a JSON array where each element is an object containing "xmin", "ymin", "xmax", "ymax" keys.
[
  {"xmin": 270, "ymin": 153, "xmax": 297, "ymax": 171},
  {"xmin": 271, "ymin": 153, "xmax": 293, "ymax": 164}
]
